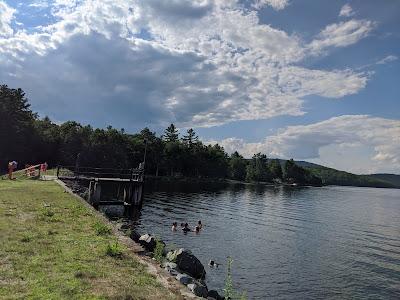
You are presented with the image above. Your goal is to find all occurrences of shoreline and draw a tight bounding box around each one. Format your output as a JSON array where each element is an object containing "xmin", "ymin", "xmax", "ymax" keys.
[
  {"xmin": 146, "ymin": 175, "xmax": 399, "ymax": 189},
  {"xmin": 55, "ymin": 179, "xmax": 200, "ymax": 299}
]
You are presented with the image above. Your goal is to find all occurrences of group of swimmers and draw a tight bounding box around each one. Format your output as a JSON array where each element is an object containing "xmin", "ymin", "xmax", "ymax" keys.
[{"xmin": 171, "ymin": 220, "xmax": 203, "ymax": 233}]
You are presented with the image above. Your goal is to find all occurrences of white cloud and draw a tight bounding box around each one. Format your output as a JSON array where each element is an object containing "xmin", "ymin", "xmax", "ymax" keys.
[
  {"xmin": 309, "ymin": 19, "xmax": 376, "ymax": 54},
  {"xmin": 376, "ymin": 55, "xmax": 398, "ymax": 65},
  {"xmin": 214, "ymin": 115, "xmax": 400, "ymax": 174},
  {"xmin": 252, "ymin": 0, "xmax": 289, "ymax": 10},
  {"xmin": 0, "ymin": 0, "xmax": 373, "ymax": 128},
  {"xmin": 0, "ymin": 1, "xmax": 15, "ymax": 37},
  {"xmin": 339, "ymin": 4, "xmax": 354, "ymax": 18}
]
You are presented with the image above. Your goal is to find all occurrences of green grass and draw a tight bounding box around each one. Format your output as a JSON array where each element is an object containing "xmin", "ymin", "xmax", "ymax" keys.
[
  {"xmin": 92, "ymin": 221, "xmax": 112, "ymax": 236},
  {"xmin": 0, "ymin": 180, "xmax": 179, "ymax": 300}
]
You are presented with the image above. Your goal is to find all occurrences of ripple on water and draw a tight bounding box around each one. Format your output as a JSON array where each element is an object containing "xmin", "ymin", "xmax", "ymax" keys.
[{"xmin": 134, "ymin": 185, "xmax": 400, "ymax": 299}]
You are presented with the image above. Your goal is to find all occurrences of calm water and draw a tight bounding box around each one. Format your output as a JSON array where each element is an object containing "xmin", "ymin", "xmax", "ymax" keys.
[{"xmin": 134, "ymin": 183, "xmax": 400, "ymax": 299}]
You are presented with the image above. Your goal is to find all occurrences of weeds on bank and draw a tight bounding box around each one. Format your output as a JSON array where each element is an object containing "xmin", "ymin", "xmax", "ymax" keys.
[
  {"xmin": 106, "ymin": 241, "xmax": 123, "ymax": 257},
  {"xmin": 153, "ymin": 239, "xmax": 165, "ymax": 264},
  {"xmin": 93, "ymin": 221, "xmax": 112, "ymax": 235},
  {"xmin": 224, "ymin": 257, "xmax": 247, "ymax": 300},
  {"xmin": 20, "ymin": 234, "xmax": 33, "ymax": 243},
  {"xmin": 41, "ymin": 206, "xmax": 55, "ymax": 217}
]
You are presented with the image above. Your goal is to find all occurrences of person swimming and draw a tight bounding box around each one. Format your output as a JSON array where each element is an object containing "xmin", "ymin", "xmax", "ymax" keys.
[
  {"xmin": 197, "ymin": 220, "xmax": 203, "ymax": 229},
  {"xmin": 208, "ymin": 260, "xmax": 221, "ymax": 268},
  {"xmin": 182, "ymin": 223, "xmax": 191, "ymax": 233},
  {"xmin": 171, "ymin": 222, "xmax": 178, "ymax": 231}
]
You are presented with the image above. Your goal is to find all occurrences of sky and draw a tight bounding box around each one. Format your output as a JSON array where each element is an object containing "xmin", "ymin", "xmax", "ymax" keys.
[{"xmin": 0, "ymin": 0, "xmax": 399, "ymax": 174}]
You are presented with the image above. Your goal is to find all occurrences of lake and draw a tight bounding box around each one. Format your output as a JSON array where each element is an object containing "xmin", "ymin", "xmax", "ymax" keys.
[{"xmin": 134, "ymin": 182, "xmax": 400, "ymax": 299}]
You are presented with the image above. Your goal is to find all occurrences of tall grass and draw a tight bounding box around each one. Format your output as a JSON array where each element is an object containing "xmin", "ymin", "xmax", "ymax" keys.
[{"xmin": 224, "ymin": 257, "xmax": 247, "ymax": 300}]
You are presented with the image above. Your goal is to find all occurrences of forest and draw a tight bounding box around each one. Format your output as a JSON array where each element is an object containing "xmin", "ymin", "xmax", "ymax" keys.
[{"xmin": 0, "ymin": 84, "xmax": 323, "ymax": 185}]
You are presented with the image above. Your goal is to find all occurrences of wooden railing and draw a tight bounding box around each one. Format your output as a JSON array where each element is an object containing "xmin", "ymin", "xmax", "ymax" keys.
[{"xmin": 56, "ymin": 165, "xmax": 144, "ymax": 182}]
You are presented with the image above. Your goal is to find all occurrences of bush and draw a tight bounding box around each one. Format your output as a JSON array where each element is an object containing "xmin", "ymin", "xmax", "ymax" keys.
[
  {"xmin": 93, "ymin": 221, "xmax": 112, "ymax": 235},
  {"xmin": 106, "ymin": 241, "xmax": 123, "ymax": 258},
  {"xmin": 153, "ymin": 239, "xmax": 165, "ymax": 263}
]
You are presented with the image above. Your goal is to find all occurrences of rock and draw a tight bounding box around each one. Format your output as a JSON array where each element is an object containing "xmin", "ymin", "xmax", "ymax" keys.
[
  {"xmin": 129, "ymin": 230, "xmax": 141, "ymax": 242},
  {"xmin": 163, "ymin": 262, "xmax": 177, "ymax": 269},
  {"xmin": 120, "ymin": 223, "xmax": 130, "ymax": 230},
  {"xmin": 173, "ymin": 249, "xmax": 206, "ymax": 279},
  {"xmin": 207, "ymin": 290, "xmax": 224, "ymax": 300},
  {"xmin": 138, "ymin": 234, "xmax": 156, "ymax": 252},
  {"xmin": 187, "ymin": 282, "xmax": 208, "ymax": 298},
  {"xmin": 166, "ymin": 250, "xmax": 177, "ymax": 262},
  {"xmin": 165, "ymin": 267, "xmax": 179, "ymax": 276},
  {"xmin": 176, "ymin": 273, "xmax": 193, "ymax": 285}
]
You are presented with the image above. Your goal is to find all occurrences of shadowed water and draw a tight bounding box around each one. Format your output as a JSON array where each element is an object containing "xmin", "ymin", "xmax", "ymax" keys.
[{"xmin": 134, "ymin": 182, "xmax": 400, "ymax": 299}]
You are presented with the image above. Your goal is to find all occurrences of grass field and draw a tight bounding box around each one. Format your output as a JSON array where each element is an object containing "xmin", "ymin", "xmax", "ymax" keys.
[{"xmin": 0, "ymin": 180, "xmax": 179, "ymax": 300}]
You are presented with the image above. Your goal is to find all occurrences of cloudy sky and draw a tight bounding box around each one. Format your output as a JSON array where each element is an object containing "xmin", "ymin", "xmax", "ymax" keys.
[{"xmin": 0, "ymin": 0, "xmax": 399, "ymax": 174}]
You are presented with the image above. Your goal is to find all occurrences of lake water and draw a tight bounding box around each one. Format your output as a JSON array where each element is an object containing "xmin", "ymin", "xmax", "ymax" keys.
[{"xmin": 134, "ymin": 182, "xmax": 400, "ymax": 299}]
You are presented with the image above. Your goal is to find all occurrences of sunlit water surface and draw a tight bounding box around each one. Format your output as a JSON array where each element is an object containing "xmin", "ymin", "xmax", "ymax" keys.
[{"xmin": 133, "ymin": 183, "xmax": 400, "ymax": 299}]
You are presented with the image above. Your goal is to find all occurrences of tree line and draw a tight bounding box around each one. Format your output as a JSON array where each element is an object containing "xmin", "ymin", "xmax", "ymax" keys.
[{"xmin": 0, "ymin": 85, "xmax": 321, "ymax": 185}]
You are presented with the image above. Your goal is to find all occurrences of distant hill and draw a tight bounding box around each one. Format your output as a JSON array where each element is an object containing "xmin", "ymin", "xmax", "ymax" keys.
[
  {"xmin": 274, "ymin": 159, "xmax": 399, "ymax": 189},
  {"xmin": 368, "ymin": 174, "xmax": 400, "ymax": 188}
]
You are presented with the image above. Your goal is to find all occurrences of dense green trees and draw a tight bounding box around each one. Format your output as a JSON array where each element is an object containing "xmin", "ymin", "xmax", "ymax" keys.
[
  {"xmin": 229, "ymin": 152, "xmax": 247, "ymax": 181},
  {"xmin": 284, "ymin": 159, "xmax": 322, "ymax": 185},
  {"xmin": 0, "ymin": 85, "xmax": 36, "ymax": 166},
  {"xmin": 0, "ymin": 85, "xmax": 323, "ymax": 185}
]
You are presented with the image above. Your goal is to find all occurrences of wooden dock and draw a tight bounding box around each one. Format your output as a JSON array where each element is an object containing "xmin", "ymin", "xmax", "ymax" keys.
[{"xmin": 56, "ymin": 165, "xmax": 145, "ymax": 211}]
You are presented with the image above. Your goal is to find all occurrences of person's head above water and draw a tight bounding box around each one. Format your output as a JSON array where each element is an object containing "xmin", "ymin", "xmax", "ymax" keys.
[{"xmin": 180, "ymin": 223, "xmax": 184, "ymax": 227}]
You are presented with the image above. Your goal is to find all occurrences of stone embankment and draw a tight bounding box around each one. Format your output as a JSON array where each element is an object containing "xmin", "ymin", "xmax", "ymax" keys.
[{"xmin": 131, "ymin": 230, "xmax": 224, "ymax": 299}]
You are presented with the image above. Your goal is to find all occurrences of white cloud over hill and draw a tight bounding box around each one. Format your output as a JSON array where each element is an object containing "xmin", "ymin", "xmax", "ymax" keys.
[{"xmin": 211, "ymin": 115, "xmax": 400, "ymax": 174}]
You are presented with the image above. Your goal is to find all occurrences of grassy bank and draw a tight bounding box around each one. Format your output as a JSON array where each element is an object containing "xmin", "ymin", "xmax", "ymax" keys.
[{"xmin": 0, "ymin": 180, "xmax": 179, "ymax": 300}]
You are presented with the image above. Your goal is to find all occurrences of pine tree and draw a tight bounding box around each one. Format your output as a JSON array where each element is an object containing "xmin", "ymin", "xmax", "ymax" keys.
[
  {"xmin": 163, "ymin": 123, "xmax": 179, "ymax": 142},
  {"xmin": 182, "ymin": 128, "xmax": 198, "ymax": 147}
]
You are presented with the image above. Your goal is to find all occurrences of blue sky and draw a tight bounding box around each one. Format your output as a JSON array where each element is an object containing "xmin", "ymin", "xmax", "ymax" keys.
[{"xmin": 0, "ymin": 0, "xmax": 399, "ymax": 174}]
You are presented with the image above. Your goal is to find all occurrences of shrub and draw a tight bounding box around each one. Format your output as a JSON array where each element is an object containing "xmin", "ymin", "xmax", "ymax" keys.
[
  {"xmin": 41, "ymin": 207, "xmax": 55, "ymax": 217},
  {"xmin": 106, "ymin": 241, "xmax": 123, "ymax": 258},
  {"xmin": 93, "ymin": 221, "xmax": 112, "ymax": 235},
  {"xmin": 153, "ymin": 239, "xmax": 165, "ymax": 263}
]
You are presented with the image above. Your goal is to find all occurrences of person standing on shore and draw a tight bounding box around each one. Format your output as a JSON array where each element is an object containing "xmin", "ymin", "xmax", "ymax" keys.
[{"xmin": 8, "ymin": 161, "xmax": 17, "ymax": 180}]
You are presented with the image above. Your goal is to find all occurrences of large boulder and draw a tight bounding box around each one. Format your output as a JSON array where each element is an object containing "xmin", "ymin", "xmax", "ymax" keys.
[
  {"xmin": 130, "ymin": 230, "xmax": 141, "ymax": 242},
  {"xmin": 187, "ymin": 282, "xmax": 208, "ymax": 298},
  {"xmin": 167, "ymin": 248, "xmax": 206, "ymax": 279},
  {"xmin": 138, "ymin": 234, "xmax": 156, "ymax": 252}
]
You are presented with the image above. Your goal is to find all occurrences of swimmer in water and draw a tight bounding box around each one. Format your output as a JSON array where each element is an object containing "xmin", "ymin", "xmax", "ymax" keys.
[
  {"xmin": 197, "ymin": 220, "xmax": 203, "ymax": 229},
  {"xmin": 171, "ymin": 222, "xmax": 178, "ymax": 231},
  {"xmin": 208, "ymin": 260, "xmax": 221, "ymax": 268},
  {"xmin": 182, "ymin": 223, "xmax": 191, "ymax": 233}
]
